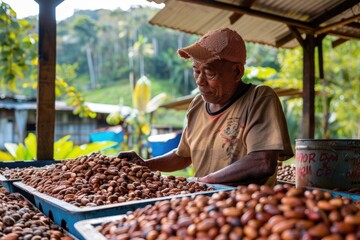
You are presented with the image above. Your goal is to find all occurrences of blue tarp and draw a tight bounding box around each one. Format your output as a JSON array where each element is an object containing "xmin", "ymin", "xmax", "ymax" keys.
[
  {"xmin": 89, "ymin": 127, "xmax": 124, "ymax": 148},
  {"xmin": 148, "ymin": 131, "xmax": 182, "ymax": 157}
]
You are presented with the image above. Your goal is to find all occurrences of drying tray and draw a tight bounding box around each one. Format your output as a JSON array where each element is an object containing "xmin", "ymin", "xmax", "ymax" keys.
[
  {"xmin": 74, "ymin": 215, "xmax": 126, "ymax": 240},
  {"xmin": 73, "ymin": 185, "xmax": 360, "ymax": 240},
  {"xmin": 13, "ymin": 181, "xmax": 235, "ymax": 240},
  {"xmin": 277, "ymin": 179, "xmax": 295, "ymax": 185},
  {"xmin": 0, "ymin": 160, "xmax": 58, "ymax": 203},
  {"xmin": 305, "ymin": 186, "xmax": 360, "ymax": 201}
]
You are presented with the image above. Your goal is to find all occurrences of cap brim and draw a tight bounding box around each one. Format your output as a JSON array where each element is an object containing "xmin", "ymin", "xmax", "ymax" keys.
[{"xmin": 178, "ymin": 43, "xmax": 217, "ymax": 62}]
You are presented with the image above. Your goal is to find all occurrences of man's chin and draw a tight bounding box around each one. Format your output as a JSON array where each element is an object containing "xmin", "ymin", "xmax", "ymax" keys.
[{"xmin": 200, "ymin": 94, "xmax": 213, "ymax": 103}]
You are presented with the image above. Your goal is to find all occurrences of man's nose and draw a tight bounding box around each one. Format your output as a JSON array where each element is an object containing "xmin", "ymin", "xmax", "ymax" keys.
[{"xmin": 196, "ymin": 73, "xmax": 206, "ymax": 86}]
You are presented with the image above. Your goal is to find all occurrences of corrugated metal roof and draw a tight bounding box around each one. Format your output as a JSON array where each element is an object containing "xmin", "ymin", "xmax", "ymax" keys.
[{"xmin": 148, "ymin": 0, "xmax": 360, "ymax": 48}]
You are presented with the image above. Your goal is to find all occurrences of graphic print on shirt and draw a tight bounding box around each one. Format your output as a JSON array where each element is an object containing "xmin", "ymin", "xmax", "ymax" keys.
[{"xmin": 218, "ymin": 117, "xmax": 243, "ymax": 160}]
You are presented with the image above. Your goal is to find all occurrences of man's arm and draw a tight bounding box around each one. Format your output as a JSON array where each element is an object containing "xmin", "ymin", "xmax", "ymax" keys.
[
  {"xmin": 199, "ymin": 150, "xmax": 279, "ymax": 185},
  {"xmin": 118, "ymin": 149, "xmax": 191, "ymax": 172},
  {"xmin": 144, "ymin": 149, "xmax": 192, "ymax": 172}
]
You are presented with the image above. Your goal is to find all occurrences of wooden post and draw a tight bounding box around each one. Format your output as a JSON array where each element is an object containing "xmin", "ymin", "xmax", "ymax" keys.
[
  {"xmin": 35, "ymin": 0, "xmax": 63, "ymax": 160},
  {"xmin": 301, "ymin": 34, "xmax": 316, "ymax": 139}
]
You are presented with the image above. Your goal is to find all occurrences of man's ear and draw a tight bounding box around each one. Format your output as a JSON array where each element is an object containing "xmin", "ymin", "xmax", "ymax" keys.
[{"xmin": 233, "ymin": 64, "xmax": 244, "ymax": 81}]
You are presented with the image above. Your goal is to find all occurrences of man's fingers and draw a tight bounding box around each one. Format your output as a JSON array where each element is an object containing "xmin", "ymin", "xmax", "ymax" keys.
[
  {"xmin": 117, "ymin": 151, "xmax": 145, "ymax": 165},
  {"xmin": 187, "ymin": 177, "xmax": 200, "ymax": 182},
  {"xmin": 117, "ymin": 152, "xmax": 133, "ymax": 159}
]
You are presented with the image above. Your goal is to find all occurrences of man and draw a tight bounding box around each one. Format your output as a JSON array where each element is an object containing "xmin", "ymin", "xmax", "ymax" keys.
[{"xmin": 118, "ymin": 28, "xmax": 293, "ymax": 186}]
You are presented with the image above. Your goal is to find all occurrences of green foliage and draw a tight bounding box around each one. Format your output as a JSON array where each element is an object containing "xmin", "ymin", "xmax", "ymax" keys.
[
  {"xmin": 56, "ymin": 7, "xmax": 198, "ymax": 95},
  {"xmin": 105, "ymin": 75, "xmax": 168, "ymax": 157},
  {"xmin": 271, "ymin": 39, "xmax": 360, "ymax": 139},
  {"xmin": 161, "ymin": 48, "xmax": 195, "ymax": 95},
  {"xmin": 0, "ymin": 2, "xmax": 95, "ymax": 119},
  {"xmin": 21, "ymin": 64, "xmax": 97, "ymax": 118},
  {"xmin": 0, "ymin": 133, "xmax": 117, "ymax": 161},
  {"xmin": 321, "ymin": 39, "xmax": 360, "ymax": 138},
  {"xmin": 82, "ymin": 79, "xmax": 133, "ymax": 105},
  {"xmin": 129, "ymin": 35, "xmax": 154, "ymax": 77},
  {"xmin": 243, "ymin": 66, "xmax": 277, "ymax": 84},
  {"xmin": 246, "ymin": 43, "xmax": 280, "ymax": 71},
  {"xmin": 0, "ymin": 2, "xmax": 37, "ymax": 92}
]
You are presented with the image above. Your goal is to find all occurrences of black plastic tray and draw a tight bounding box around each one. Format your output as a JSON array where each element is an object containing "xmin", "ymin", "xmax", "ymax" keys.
[{"xmin": 14, "ymin": 181, "xmax": 235, "ymax": 240}]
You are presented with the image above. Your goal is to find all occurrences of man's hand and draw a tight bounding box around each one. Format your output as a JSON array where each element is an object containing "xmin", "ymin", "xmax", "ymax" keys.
[
  {"xmin": 187, "ymin": 176, "xmax": 206, "ymax": 183},
  {"xmin": 117, "ymin": 151, "xmax": 146, "ymax": 166}
]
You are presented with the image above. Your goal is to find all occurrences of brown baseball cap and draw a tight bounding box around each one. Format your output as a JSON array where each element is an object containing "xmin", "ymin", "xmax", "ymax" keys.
[{"xmin": 178, "ymin": 28, "xmax": 246, "ymax": 65}]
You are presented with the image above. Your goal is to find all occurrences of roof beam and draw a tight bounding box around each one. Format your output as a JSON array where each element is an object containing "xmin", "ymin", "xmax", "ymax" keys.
[
  {"xmin": 274, "ymin": 0, "xmax": 360, "ymax": 47},
  {"xmin": 347, "ymin": 22, "xmax": 360, "ymax": 29},
  {"xmin": 275, "ymin": 32, "xmax": 294, "ymax": 48},
  {"xmin": 310, "ymin": 0, "xmax": 360, "ymax": 26},
  {"xmin": 179, "ymin": 0, "xmax": 314, "ymax": 30},
  {"xmin": 332, "ymin": 38, "xmax": 348, "ymax": 48},
  {"xmin": 315, "ymin": 14, "xmax": 360, "ymax": 35},
  {"xmin": 288, "ymin": 26, "xmax": 304, "ymax": 47},
  {"xmin": 229, "ymin": 0, "xmax": 258, "ymax": 24},
  {"xmin": 327, "ymin": 30, "xmax": 360, "ymax": 41}
]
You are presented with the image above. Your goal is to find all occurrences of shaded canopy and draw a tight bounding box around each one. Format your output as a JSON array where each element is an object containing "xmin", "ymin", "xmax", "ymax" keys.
[{"xmin": 148, "ymin": 0, "xmax": 360, "ymax": 48}]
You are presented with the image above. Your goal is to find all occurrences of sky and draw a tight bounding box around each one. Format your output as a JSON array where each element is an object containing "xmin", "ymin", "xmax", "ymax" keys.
[{"xmin": 3, "ymin": 0, "xmax": 164, "ymax": 21}]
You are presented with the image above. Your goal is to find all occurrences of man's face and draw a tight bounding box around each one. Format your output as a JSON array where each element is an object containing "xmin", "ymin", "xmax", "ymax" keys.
[{"xmin": 192, "ymin": 59, "xmax": 239, "ymax": 106}]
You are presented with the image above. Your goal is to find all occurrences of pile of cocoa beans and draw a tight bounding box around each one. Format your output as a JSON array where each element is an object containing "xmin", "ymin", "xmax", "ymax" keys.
[
  {"xmin": 0, "ymin": 165, "xmax": 55, "ymax": 180},
  {"xmin": 0, "ymin": 186, "xmax": 73, "ymax": 240},
  {"xmin": 97, "ymin": 184, "xmax": 360, "ymax": 240},
  {"xmin": 1, "ymin": 153, "xmax": 214, "ymax": 207},
  {"xmin": 277, "ymin": 164, "xmax": 296, "ymax": 184}
]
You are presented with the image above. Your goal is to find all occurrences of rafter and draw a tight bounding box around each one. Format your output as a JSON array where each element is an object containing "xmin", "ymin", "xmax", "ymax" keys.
[
  {"xmin": 332, "ymin": 38, "xmax": 349, "ymax": 48},
  {"xmin": 327, "ymin": 30, "xmax": 360, "ymax": 41},
  {"xmin": 180, "ymin": 0, "xmax": 314, "ymax": 30},
  {"xmin": 310, "ymin": 0, "xmax": 360, "ymax": 26},
  {"xmin": 229, "ymin": 0, "xmax": 258, "ymax": 24},
  {"xmin": 288, "ymin": 26, "xmax": 304, "ymax": 47},
  {"xmin": 316, "ymin": 14, "xmax": 360, "ymax": 35},
  {"xmin": 273, "ymin": 0, "xmax": 359, "ymax": 47}
]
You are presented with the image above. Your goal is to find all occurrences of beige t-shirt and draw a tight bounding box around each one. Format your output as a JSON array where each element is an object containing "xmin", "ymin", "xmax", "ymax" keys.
[{"xmin": 176, "ymin": 84, "xmax": 293, "ymax": 185}]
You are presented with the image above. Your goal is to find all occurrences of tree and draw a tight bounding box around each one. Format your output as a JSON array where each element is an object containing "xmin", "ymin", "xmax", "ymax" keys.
[
  {"xmin": 266, "ymin": 38, "xmax": 360, "ymax": 139},
  {"xmin": 322, "ymin": 39, "xmax": 360, "ymax": 138},
  {"xmin": 162, "ymin": 48, "xmax": 194, "ymax": 96},
  {"xmin": 107, "ymin": 75, "xmax": 167, "ymax": 157},
  {"xmin": 0, "ymin": 2, "xmax": 95, "ymax": 118},
  {"xmin": 129, "ymin": 35, "xmax": 154, "ymax": 77},
  {"xmin": 0, "ymin": 2, "xmax": 37, "ymax": 94},
  {"xmin": 71, "ymin": 16, "xmax": 98, "ymax": 89}
]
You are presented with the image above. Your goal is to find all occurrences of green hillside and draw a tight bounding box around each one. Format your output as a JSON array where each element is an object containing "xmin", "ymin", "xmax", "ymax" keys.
[
  {"xmin": 82, "ymin": 78, "xmax": 184, "ymax": 106},
  {"xmin": 82, "ymin": 78, "xmax": 187, "ymax": 128}
]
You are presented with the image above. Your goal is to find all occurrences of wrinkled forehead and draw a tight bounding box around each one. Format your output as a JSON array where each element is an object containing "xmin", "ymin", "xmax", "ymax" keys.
[{"xmin": 192, "ymin": 59, "xmax": 232, "ymax": 69}]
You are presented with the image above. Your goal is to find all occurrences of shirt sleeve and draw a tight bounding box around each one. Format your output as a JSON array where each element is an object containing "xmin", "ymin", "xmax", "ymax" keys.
[
  {"xmin": 244, "ymin": 86, "xmax": 294, "ymax": 160},
  {"xmin": 176, "ymin": 124, "xmax": 191, "ymax": 158},
  {"xmin": 175, "ymin": 95, "xmax": 201, "ymax": 158}
]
